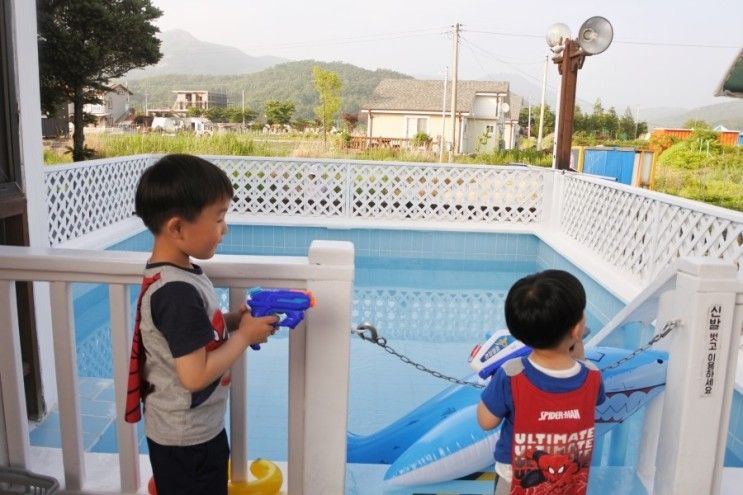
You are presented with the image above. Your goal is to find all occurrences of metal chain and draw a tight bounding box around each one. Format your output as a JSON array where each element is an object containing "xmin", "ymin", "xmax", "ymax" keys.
[
  {"xmin": 352, "ymin": 319, "xmax": 681, "ymax": 386},
  {"xmin": 351, "ymin": 323, "xmax": 485, "ymax": 388},
  {"xmin": 599, "ymin": 319, "xmax": 681, "ymax": 371}
]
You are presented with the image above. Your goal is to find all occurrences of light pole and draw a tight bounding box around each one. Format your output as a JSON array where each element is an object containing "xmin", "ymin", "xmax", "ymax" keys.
[{"xmin": 546, "ymin": 17, "xmax": 613, "ymax": 170}]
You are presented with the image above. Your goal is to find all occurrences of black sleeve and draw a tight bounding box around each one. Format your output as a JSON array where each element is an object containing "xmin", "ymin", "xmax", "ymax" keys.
[{"xmin": 150, "ymin": 281, "xmax": 215, "ymax": 358}]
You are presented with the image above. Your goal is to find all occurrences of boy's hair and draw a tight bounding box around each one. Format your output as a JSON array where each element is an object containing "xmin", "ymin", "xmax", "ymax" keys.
[
  {"xmin": 135, "ymin": 154, "xmax": 234, "ymax": 234},
  {"xmin": 504, "ymin": 269, "xmax": 586, "ymax": 349}
]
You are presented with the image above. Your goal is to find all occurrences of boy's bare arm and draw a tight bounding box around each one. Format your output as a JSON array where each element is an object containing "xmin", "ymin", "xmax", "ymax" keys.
[
  {"xmin": 477, "ymin": 401, "xmax": 502, "ymax": 430},
  {"xmin": 175, "ymin": 312, "xmax": 277, "ymax": 391}
]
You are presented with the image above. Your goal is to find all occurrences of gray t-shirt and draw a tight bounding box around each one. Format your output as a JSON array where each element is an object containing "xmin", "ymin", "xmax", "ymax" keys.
[{"xmin": 139, "ymin": 262, "xmax": 230, "ymax": 446}]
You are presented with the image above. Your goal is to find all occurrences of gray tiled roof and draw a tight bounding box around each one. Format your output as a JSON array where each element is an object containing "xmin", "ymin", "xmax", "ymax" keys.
[{"xmin": 363, "ymin": 79, "xmax": 510, "ymax": 112}]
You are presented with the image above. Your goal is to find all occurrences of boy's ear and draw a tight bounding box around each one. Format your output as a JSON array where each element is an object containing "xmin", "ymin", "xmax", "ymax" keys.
[{"xmin": 163, "ymin": 216, "xmax": 184, "ymax": 239}]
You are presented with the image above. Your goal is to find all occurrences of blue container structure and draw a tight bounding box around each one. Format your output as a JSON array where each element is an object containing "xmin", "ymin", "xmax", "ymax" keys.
[
  {"xmin": 582, "ymin": 147, "xmax": 636, "ymax": 185},
  {"xmin": 738, "ymin": 132, "xmax": 743, "ymax": 146}
]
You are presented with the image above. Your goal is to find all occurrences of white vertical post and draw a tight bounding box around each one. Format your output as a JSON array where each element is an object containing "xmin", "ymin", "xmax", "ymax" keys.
[
  {"xmin": 712, "ymin": 286, "xmax": 743, "ymax": 494},
  {"xmin": 288, "ymin": 293, "xmax": 308, "ymax": 494},
  {"xmin": 300, "ymin": 240, "xmax": 354, "ymax": 494},
  {"xmin": 636, "ymin": 290, "xmax": 676, "ymax": 491},
  {"xmin": 653, "ymin": 258, "xmax": 743, "ymax": 495},
  {"xmin": 0, "ymin": 281, "xmax": 30, "ymax": 467},
  {"xmin": 229, "ymin": 287, "xmax": 249, "ymax": 483},
  {"xmin": 49, "ymin": 281, "xmax": 85, "ymax": 491},
  {"xmin": 109, "ymin": 284, "xmax": 140, "ymax": 493}
]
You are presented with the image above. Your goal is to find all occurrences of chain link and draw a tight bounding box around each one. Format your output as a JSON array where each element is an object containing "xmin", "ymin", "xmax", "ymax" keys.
[
  {"xmin": 599, "ymin": 319, "xmax": 680, "ymax": 371},
  {"xmin": 352, "ymin": 319, "xmax": 681, "ymax": 387},
  {"xmin": 352, "ymin": 323, "xmax": 485, "ymax": 388}
]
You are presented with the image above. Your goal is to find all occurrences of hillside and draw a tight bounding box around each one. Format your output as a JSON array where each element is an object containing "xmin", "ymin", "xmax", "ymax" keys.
[
  {"xmin": 645, "ymin": 100, "xmax": 743, "ymax": 130},
  {"xmin": 122, "ymin": 60, "xmax": 413, "ymax": 120},
  {"xmin": 126, "ymin": 29, "xmax": 286, "ymax": 79}
]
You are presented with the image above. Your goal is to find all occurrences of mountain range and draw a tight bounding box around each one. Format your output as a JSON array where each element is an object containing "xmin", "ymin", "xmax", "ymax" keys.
[{"xmin": 122, "ymin": 30, "xmax": 743, "ymax": 130}]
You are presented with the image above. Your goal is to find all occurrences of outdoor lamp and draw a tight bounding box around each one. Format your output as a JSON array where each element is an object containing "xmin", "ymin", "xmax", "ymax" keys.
[{"xmin": 547, "ymin": 16, "xmax": 613, "ymax": 169}]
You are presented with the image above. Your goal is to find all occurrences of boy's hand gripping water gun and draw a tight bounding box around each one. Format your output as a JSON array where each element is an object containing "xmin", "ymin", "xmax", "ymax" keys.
[{"xmin": 245, "ymin": 287, "xmax": 316, "ymax": 350}]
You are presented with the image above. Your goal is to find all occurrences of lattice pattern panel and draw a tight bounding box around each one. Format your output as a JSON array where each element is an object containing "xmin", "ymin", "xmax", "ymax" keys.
[
  {"xmin": 350, "ymin": 163, "xmax": 544, "ymax": 223},
  {"xmin": 213, "ymin": 157, "xmax": 347, "ymax": 217},
  {"xmin": 560, "ymin": 176, "xmax": 743, "ymax": 281},
  {"xmin": 353, "ymin": 287, "xmax": 506, "ymax": 342},
  {"xmin": 45, "ymin": 156, "xmax": 151, "ymax": 245}
]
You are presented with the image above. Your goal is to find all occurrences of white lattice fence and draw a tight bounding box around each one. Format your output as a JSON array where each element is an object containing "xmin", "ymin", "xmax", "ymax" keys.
[
  {"xmin": 349, "ymin": 163, "xmax": 545, "ymax": 222},
  {"xmin": 560, "ymin": 175, "xmax": 743, "ymax": 281},
  {"xmin": 45, "ymin": 155, "xmax": 152, "ymax": 245},
  {"xmin": 212, "ymin": 157, "xmax": 348, "ymax": 217},
  {"xmin": 353, "ymin": 287, "xmax": 506, "ymax": 342}
]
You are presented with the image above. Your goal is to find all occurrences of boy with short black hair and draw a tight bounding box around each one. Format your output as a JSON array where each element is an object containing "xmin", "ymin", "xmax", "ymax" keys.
[
  {"xmin": 125, "ymin": 154, "xmax": 278, "ymax": 495},
  {"xmin": 477, "ymin": 269, "xmax": 605, "ymax": 495}
]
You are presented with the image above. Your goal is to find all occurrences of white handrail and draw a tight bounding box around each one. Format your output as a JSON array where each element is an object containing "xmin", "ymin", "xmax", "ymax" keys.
[{"xmin": 0, "ymin": 241, "xmax": 354, "ymax": 494}]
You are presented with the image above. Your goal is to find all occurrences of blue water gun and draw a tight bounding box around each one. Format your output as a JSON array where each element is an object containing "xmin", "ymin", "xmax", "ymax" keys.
[{"xmin": 245, "ymin": 287, "xmax": 316, "ymax": 350}]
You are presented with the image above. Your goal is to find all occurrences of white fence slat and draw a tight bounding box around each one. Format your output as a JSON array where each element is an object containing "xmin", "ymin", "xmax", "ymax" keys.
[
  {"xmin": 0, "ymin": 281, "xmax": 30, "ymax": 467},
  {"xmin": 229, "ymin": 287, "xmax": 249, "ymax": 483},
  {"xmin": 49, "ymin": 281, "xmax": 85, "ymax": 491},
  {"xmin": 109, "ymin": 283, "xmax": 140, "ymax": 493}
]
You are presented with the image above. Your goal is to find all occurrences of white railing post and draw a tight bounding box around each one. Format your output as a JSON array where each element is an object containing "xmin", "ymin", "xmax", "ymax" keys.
[
  {"xmin": 49, "ymin": 281, "xmax": 85, "ymax": 491},
  {"xmin": 229, "ymin": 287, "xmax": 249, "ymax": 483},
  {"xmin": 109, "ymin": 284, "xmax": 140, "ymax": 493},
  {"xmin": 548, "ymin": 170, "xmax": 565, "ymax": 233},
  {"xmin": 636, "ymin": 290, "xmax": 676, "ymax": 491},
  {"xmin": 653, "ymin": 258, "xmax": 743, "ymax": 495},
  {"xmin": 294, "ymin": 240, "xmax": 354, "ymax": 494},
  {"xmin": 0, "ymin": 281, "xmax": 30, "ymax": 467}
]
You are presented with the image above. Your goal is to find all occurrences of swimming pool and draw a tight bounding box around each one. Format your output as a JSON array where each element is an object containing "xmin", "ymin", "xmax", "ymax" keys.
[{"xmin": 31, "ymin": 225, "xmax": 743, "ymax": 478}]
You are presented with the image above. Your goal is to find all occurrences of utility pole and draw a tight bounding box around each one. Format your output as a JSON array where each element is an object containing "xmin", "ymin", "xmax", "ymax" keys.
[
  {"xmin": 553, "ymin": 39, "xmax": 585, "ymax": 170},
  {"xmin": 527, "ymin": 97, "xmax": 531, "ymax": 139},
  {"xmin": 537, "ymin": 55, "xmax": 548, "ymax": 150},
  {"xmin": 634, "ymin": 106, "xmax": 640, "ymax": 138},
  {"xmin": 439, "ymin": 66, "xmax": 448, "ymax": 163},
  {"xmin": 448, "ymin": 22, "xmax": 460, "ymax": 162},
  {"xmin": 144, "ymin": 91, "xmax": 148, "ymax": 116},
  {"xmin": 242, "ymin": 90, "xmax": 245, "ymax": 130}
]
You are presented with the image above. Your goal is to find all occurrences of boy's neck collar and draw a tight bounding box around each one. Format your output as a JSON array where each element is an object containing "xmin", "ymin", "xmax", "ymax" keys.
[{"xmin": 146, "ymin": 260, "xmax": 202, "ymax": 274}]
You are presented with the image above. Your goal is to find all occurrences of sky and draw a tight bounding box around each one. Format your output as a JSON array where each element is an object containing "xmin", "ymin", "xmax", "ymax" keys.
[{"xmin": 150, "ymin": 0, "xmax": 742, "ymax": 113}]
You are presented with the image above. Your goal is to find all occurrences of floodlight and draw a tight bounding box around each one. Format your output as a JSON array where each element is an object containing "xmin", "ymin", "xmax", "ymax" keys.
[
  {"xmin": 577, "ymin": 16, "xmax": 613, "ymax": 55},
  {"xmin": 546, "ymin": 23, "xmax": 571, "ymax": 48}
]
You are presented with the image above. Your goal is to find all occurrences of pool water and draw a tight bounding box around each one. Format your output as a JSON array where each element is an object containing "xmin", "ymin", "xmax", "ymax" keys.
[{"xmin": 30, "ymin": 225, "xmax": 743, "ymax": 486}]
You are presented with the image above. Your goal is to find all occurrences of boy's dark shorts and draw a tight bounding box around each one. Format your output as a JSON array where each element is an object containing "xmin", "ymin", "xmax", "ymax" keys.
[{"xmin": 147, "ymin": 429, "xmax": 229, "ymax": 495}]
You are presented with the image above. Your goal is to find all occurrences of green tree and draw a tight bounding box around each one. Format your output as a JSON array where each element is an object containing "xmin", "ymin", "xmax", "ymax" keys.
[
  {"xmin": 619, "ymin": 107, "xmax": 636, "ymax": 139},
  {"xmin": 205, "ymin": 106, "xmax": 227, "ymax": 123},
  {"xmin": 186, "ymin": 106, "xmax": 204, "ymax": 117},
  {"xmin": 518, "ymin": 104, "xmax": 555, "ymax": 137},
  {"xmin": 37, "ymin": 0, "xmax": 163, "ymax": 161},
  {"xmin": 312, "ymin": 66, "xmax": 342, "ymax": 144},
  {"xmin": 264, "ymin": 100, "xmax": 295, "ymax": 125},
  {"xmin": 683, "ymin": 119, "xmax": 711, "ymax": 130}
]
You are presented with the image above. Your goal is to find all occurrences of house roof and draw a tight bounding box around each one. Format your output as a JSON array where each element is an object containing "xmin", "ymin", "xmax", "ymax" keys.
[
  {"xmin": 715, "ymin": 48, "xmax": 743, "ymax": 98},
  {"xmin": 363, "ymin": 79, "xmax": 509, "ymax": 113},
  {"xmin": 108, "ymin": 83, "xmax": 133, "ymax": 95}
]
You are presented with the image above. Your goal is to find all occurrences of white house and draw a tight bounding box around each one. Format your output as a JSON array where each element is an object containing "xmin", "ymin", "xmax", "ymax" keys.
[
  {"xmin": 361, "ymin": 79, "xmax": 522, "ymax": 154},
  {"xmin": 82, "ymin": 83, "xmax": 132, "ymax": 127}
]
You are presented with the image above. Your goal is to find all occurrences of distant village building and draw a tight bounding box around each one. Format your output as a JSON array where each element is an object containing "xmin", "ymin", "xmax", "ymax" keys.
[
  {"xmin": 362, "ymin": 79, "xmax": 521, "ymax": 154},
  {"xmin": 172, "ymin": 90, "xmax": 227, "ymax": 112},
  {"xmin": 83, "ymin": 83, "xmax": 132, "ymax": 127}
]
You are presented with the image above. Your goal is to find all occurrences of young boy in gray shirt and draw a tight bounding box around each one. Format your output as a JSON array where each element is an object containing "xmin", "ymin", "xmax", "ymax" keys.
[{"xmin": 125, "ymin": 154, "xmax": 278, "ymax": 494}]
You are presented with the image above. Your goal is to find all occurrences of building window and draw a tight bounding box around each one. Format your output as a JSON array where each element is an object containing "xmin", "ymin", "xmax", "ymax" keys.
[
  {"xmin": 485, "ymin": 125, "xmax": 494, "ymax": 134},
  {"xmin": 405, "ymin": 116, "xmax": 428, "ymax": 138}
]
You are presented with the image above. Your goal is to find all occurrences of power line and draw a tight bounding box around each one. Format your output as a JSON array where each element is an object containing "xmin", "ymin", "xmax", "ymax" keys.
[
  {"xmin": 460, "ymin": 36, "xmax": 560, "ymax": 93},
  {"xmin": 465, "ymin": 29, "xmax": 738, "ymax": 49}
]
